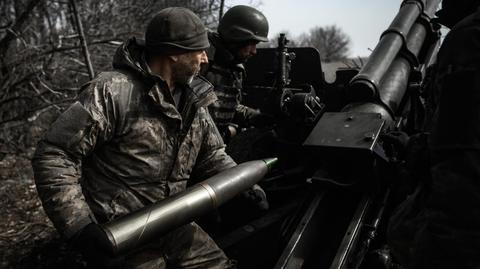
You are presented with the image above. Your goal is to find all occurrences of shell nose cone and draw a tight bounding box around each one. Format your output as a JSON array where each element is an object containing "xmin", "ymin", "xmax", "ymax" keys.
[{"xmin": 262, "ymin": 158, "xmax": 278, "ymax": 171}]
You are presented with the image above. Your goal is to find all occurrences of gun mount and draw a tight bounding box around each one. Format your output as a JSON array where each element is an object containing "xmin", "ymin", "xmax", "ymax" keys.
[
  {"xmin": 217, "ymin": 0, "xmax": 443, "ymax": 268},
  {"xmin": 91, "ymin": 0, "xmax": 443, "ymax": 267}
]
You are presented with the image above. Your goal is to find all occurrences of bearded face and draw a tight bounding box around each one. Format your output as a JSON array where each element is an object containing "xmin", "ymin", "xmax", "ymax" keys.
[
  {"xmin": 231, "ymin": 41, "xmax": 259, "ymax": 63},
  {"xmin": 171, "ymin": 51, "xmax": 206, "ymax": 85}
]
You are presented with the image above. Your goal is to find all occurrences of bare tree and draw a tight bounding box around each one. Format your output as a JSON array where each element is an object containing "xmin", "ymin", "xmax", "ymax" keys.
[
  {"xmin": 0, "ymin": 0, "xmax": 225, "ymax": 156},
  {"xmin": 299, "ymin": 25, "xmax": 350, "ymax": 62}
]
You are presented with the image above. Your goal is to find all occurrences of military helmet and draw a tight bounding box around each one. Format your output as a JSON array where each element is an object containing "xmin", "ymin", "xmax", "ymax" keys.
[
  {"xmin": 145, "ymin": 7, "xmax": 209, "ymax": 54},
  {"xmin": 435, "ymin": 0, "xmax": 480, "ymax": 28},
  {"xmin": 218, "ymin": 5, "xmax": 269, "ymax": 43}
]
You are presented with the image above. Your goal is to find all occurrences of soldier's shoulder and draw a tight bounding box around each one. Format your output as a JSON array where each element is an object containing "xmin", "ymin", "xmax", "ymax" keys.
[
  {"xmin": 449, "ymin": 12, "xmax": 480, "ymax": 36},
  {"xmin": 205, "ymin": 63, "xmax": 232, "ymax": 79},
  {"xmin": 77, "ymin": 71, "xmax": 146, "ymax": 112},
  {"xmin": 89, "ymin": 71, "xmax": 143, "ymax": 96},
  {"xmin": 191, "ymin": 76, "xmax": 218, "ymax": 105},
  {"xmin": 441, "ymin": 14, "xmax": 480, "ymax": 59},
  {"xmin": 93, "ymin": 71, "xmax": 134, "ymax": 86}
]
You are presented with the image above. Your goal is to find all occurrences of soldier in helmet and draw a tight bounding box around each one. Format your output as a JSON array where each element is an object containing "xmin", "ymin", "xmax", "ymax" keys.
[
  {"xmin": 388, "ymin": 0, "xmax": 480, "ymax": 268},
  {"xmin": 197, "ymin": 5, "xmax": 271, "ymax": 219},
  {"xmin": 203, "ymin": 5, "xmax": 271, "ymax": 143},
  {"xmin": 33, "ymin": 7, "xmax": 237, "ymax": 269}
]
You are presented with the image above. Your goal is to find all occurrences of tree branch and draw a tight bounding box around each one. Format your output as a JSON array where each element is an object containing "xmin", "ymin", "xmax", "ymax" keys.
[{"xmin": 0, "ymin": 0, "xmax": 41, "ymax": 60}]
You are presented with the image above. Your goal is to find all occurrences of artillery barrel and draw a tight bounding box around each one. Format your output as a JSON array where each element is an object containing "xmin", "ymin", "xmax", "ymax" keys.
[
  {"xmin": 377, "ymin": 0, "xmax": 440, "ymax": 114},
  {"xmin": 344, "ymin": 0, "xmax": 441, "ymax": 125},
  {"xmin": 100, "ymin": 158, "xmax": 277, "ymax": 255},
  {"xmin": 347, "ymin": 0, "xmax": 428, "ymax": 101}
]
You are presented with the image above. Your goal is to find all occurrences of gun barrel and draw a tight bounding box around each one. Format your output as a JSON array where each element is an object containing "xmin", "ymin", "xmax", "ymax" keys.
[
  {"xmin": 343, "ymin": 0, "xmax": 441, "ymax": 126},
  {"xmin": 377, "ymin": 0, "xmax": 440, "ymax": 114},
  {"xmin": 100, "ymin": 158, "xmax": 277, "ymax": 255},
  {"xmin": 347, "ymin": 0, "xmax": 440, "ymax": 102}
]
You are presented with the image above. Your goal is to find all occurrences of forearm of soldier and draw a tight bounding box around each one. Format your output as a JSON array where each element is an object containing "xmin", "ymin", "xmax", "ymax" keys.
[
  {"xmin": 234, "ymin": 104, "xmax": 259, "ymax": 126},
  {"xmin": 207, "ymin": 104, "xmax": 219, "ymax": 123},
  {"xmin": 192, "ymin": 114, "xmax": 237, "ymax": 179},
  {"xmin": 32, "ymin": 141, "xmax": 94, "ymax": 239},
  {"xmin": 195, "ymin": 145, "xmax": 237, "ymax": 179},
  {"xmin": 32, "ymin": 83, "xmax": 114, "ymax": 239}
]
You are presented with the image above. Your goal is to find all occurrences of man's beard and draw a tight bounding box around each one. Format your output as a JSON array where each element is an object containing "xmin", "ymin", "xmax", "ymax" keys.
[
  {"xmin": 171, "ymin": 56, "xmax": 198, "ymax": 85},
  {"xmin": 234, "ymin": 52, "xmax": 250, "ymax": 64}
]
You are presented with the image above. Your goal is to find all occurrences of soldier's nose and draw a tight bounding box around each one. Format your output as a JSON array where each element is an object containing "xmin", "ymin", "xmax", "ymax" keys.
[
  {"xmin": 250, "ymin": 45, "xmax": 257, "ymax": 55},
  {"xmin": 200, "ymin": 51, "xmax": 208, "ymax": 64}
]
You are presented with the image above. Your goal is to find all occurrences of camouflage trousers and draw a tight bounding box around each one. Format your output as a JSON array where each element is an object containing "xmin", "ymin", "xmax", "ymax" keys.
[
  {"xmin": 124, "ymin": 222, "xmax": 236, "ymax": 269},
  {"xmin": 388, "ymin": 151, "xmax": 480, "ymax": 269}
]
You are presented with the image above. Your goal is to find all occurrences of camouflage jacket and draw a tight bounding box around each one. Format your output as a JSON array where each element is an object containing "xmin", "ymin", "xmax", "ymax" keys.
[
  {"xmin": 388, "ymin": 9, "xmax": 480, "ymax": 268},
  {"xmin": 203, "ymin": 32, "xmax": 259, "ymax": 133},
  {"xmin": 429, "ymin": 8, "xmax": 480, "ymax": 152},
  {"xmin": 32, "ymin": 38, "xmax": 236, "ymax": 239}
]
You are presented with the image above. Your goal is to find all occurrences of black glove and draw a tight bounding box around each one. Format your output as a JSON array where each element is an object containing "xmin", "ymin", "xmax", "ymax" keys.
[
  {"xmin": 381, "ymin": 131, "xmax": 410, "ymax": 159},
  {"xmin": 72, "ymin": 222, "xmax": 124, "ymax": 269},
  {"xmin": 250, "ymin": 111, "xmax": 275, "ymax": 127},
  {"xmin": 242, "ymin": 184, "xmax": 269, "ymax": 211},
  {"xmin": 219, "ymin": 124, "xmax": 238, "ymax": 144}
]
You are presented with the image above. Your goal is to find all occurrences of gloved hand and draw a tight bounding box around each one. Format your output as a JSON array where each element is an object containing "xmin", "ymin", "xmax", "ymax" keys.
[
  {"xmin": 72, "ymin": 222, "xmax": 124, "ymax": 269},
  {"xmin": 219, "ymin": 124, "xmax": 238, "ymax": 144},
  {"xmin": 250, "ymin": 111, "xmax": 275, "ymax": 127},
  {"xmin": 242, "ymin": 184, "xmax": 269, "ymax": 211},
  {"xmin": 226, "ymin": 124, "xmax": 238, "ymax": 138},
  {"xmin": 381, "ymin": 131, "xmax": 410, "ymax": 159}
]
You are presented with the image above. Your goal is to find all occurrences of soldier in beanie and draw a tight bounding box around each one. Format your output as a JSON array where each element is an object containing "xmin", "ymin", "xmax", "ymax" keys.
[{"xmin": 32, "ymin": 7, "xmax": 237, "ymax": 268}]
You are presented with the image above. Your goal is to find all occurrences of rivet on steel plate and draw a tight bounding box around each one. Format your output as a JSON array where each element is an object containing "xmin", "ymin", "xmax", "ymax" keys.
[{"xmin": 363, "ymin": 132, "xmax": 375, "ymax": 141}]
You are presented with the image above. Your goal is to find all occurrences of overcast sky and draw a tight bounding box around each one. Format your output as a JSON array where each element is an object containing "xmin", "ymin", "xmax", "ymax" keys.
[{"xmin": 225, "ymin": 0, "xmax": 403, "ymax": 57}]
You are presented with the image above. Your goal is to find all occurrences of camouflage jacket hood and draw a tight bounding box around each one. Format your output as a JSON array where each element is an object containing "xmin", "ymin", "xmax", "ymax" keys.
[
  {"xmin": 112, "ymin": 38, "xmax": 155, "ymax": 81},
  {"xmin": 32, "ymin": 38, "xmax": 235, "ymax": 239}
]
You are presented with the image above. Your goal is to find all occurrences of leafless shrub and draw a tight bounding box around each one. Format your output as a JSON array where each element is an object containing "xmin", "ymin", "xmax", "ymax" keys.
[
  {"xmin": 0, "ymin": 0, "xmax": 224, "ymax": 156},
  {"xmin": 299, "ymin": 25, "xmax": 350, "ymax": 62}
]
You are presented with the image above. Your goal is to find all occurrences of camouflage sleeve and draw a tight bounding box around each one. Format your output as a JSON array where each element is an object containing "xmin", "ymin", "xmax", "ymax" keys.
[
  {"xmin": 234, "ymin": 104, "xmax": 261, "ymax": 127},
  {"xmin": 192, "ymin": 109, "xmax": 237, "ymax": 180},
  {"xmin": 32, "ymin": 79, "xmax": 114, "ymax": 239},
  {"xmin": 203, "ymin": 71, "xmax": 224, "ymax": 126}
]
